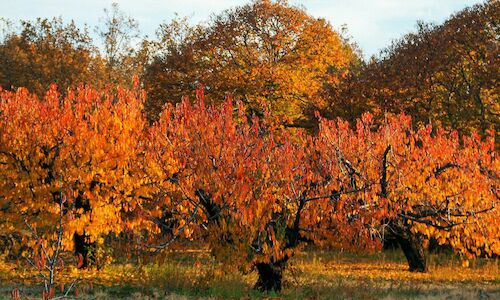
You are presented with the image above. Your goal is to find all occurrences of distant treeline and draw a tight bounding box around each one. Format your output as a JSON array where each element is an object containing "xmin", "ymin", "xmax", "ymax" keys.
[{"xmin": 0, "ymin": 0, "xmax": 498, "ymax": 136}]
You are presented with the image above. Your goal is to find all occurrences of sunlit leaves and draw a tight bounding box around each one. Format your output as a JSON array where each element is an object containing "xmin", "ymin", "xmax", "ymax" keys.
[
  {"xmin": 0, "ymin": 84, "xmax": 151, "ymax": 251},
  {"xmin": 1, "ymin": 82, "xmax": 497, "ymax": 281},
  {"xmin": 143, "ymin": 0, "xmax": 358, "ymax": 127}
]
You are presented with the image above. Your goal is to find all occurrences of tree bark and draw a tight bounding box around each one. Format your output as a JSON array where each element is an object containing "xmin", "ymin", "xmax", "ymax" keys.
[
  {"xmin": 396, "ymin": 233, "xmax": 427, "ymax": 272},
  {"xmin": 254, "ymin": 260, "xmax": 286, "ymax": 292}
]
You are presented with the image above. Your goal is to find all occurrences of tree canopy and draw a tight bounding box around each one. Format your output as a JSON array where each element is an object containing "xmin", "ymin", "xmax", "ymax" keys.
[
  {"xmin": 361, "ymin": 1, "xmax": 499, "ymax": 139},
  {"xmin": 143, "ymin": 0, "xmax": 359, "ymax": 127}
]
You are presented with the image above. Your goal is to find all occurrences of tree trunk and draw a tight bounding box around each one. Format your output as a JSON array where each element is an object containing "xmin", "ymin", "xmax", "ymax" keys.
[
  {"xmin": 74, "ymin": 233, "xmax": 94, "ymax": 269},
  {"xmin": 396, "ymin": 233, "xmax": 427, "ymax": 272},
  {"xmin": 254, "ymin": 260, "xmax": 286, "ymax": 292},
  {"xmin": 73, "ymin": 191, "xmax": 94, "ymax": 268}
]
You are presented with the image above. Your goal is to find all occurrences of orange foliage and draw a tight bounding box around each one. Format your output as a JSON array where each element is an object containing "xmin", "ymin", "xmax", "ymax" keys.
[
  {"xmin": 318, "ymin": 113, "xmax": 499, "ymax": 263},
  {"xmin": 0, "ymin": 85, "xmax": 150, "ymax": 252},
  {"xmin": 1, "ymin": 84, "xmax": 498, "ymax": 291},
  {"xmin": 143, "ymin": 0, "xmax": 357, "ymax": 127}
]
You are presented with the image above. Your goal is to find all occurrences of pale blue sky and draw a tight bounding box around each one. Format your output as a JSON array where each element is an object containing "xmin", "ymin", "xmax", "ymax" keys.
[{"xmin": 1, "ymin": 0, "xmax": 483, "ymax": 57}]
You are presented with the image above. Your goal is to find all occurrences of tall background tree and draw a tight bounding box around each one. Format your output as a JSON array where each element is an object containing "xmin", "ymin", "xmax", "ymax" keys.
[
  {"xmin": 0, "ymin": 3, "xmax": 149, "ymax": 96},
  {"xmin": 143, "ymin": 0, "xmax": 359, "ymax": 127},
  {"xmin": 0, "ymin": 18, "xmax": 104, "ymax": 97},
  {"xmin": 360, "ymin": 1, "xmax": 499, "ymax": 140},
  {"xmin": 97, "ymin": 2, "xmax": 149, "ymax": 88}
]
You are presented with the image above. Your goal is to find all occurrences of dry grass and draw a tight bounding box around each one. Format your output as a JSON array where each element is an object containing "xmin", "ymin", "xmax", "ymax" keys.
[{"xmin": 0, "ymin": 250, "xmax": 498, "ymax": 299}]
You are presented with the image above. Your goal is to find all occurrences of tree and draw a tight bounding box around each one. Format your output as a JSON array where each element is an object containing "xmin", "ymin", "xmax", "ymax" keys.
[
  {"xmin": 143, "ymin": 86, "xmax": 498, "ymax": 289},
  {"xmin": 320, "ymin": 58, "xmax": 373, "ymax": 124},
  {"xmin": 146, "ymin": 88, "xmax": 386, "ymax": 291},
  {"xmin": 141, "ymin": 17, "xmax": 203, "ymax": 123},
  {"xmin": 362, "ymin": 1, "xmax": 499, "ymax": 141},
  {"xmin": 0, "ymin": 84, "xmax": 150, "ymax": 268},
  {"xmin": 317, "ymin": 113, "xmax": 499, "ymax": 272},
  {"xmin": 0, "ymin": 18, "xmax": 104, "ymax": 97},
  {"xmin": 96, "ymin": 2, "xmax": 146, "ymax": 87},
  {"xmin": 1, "ymin": 83, "xmax": 497, "ymax": 291},
  {"xmin": 143, "ymin": 0, "xmax": 358, "ymax": 127}
]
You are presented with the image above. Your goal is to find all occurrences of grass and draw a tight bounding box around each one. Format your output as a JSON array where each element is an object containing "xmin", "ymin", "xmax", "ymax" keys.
[{"xmin": 0, "ymin": 249, "xmax": 498, "ymax": 299}]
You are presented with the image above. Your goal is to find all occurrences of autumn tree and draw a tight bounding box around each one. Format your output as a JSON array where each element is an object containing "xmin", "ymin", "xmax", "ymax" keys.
[
  {"xmin": 141, "ymin": 17, "xmax": 203, "ymax": 122},
  {"xmin": 143, "ymin": 0, "xmax": 358, "ymax": 127},
  {"xmin": 0, "ymin": 4, "xmax": 149, "ymax": 97},
  {"xmin": 362, "ymin": 1, "xmax": 499, "ymax": 140},
  {"xmin": 144, "ymin": 88, "xmax": 386, "ymax": 291},
  {"xmin": 0, "ymin": 84, "xmax": 151, "ymax": 268},
  {"xmin": 1, "ymin": 84, "xmax": 497, "ymax": 291},
  {"xmin": 317, "ymin": 113, "xmax": 499, "ymax": 272},
  {"xmin": 382, "ymin": 121, "xmax": 498, "ymax": 272},
  {"xmin": 143, "ymin": 87, "xmax": 497, "ymax": 289},
  {"xmin": 96, "ymin": 2, "xmax": 149, "ymax": 88},
  {"xmin": 0, "ymin": 18, "xmax": 105, "ymax": 97},
  {"xmin": 320, "ymin": 58, "xmax": 373, "ymax": 124}
]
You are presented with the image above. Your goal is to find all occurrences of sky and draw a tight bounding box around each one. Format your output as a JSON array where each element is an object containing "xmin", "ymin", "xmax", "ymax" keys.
[{"xmin": 1, "ymin": 0, "xmax": 483, "ymax": 58}]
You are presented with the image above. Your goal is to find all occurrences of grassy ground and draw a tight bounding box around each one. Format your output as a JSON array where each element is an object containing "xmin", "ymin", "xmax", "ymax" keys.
[{"xmin": 0, "ymin": 250, "xmax": 498, "ymax": 299}]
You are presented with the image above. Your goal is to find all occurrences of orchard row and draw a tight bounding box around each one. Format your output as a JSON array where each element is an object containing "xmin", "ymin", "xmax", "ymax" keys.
[{"xmin": 0, "ymin": 85, "xmax": 498, "ymax": 291}]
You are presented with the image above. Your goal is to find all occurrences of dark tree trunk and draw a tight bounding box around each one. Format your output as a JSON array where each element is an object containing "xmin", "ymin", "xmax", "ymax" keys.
[
  {"xmin": 254, "ymin": 260, "xmax": 286, "ymax": 292},
  {"xmin": 396, "ymin": 233, "xmax": 427, "ymax": 272},
  {"xmin": 73, "ymin": 233, "xmax": 94, "ymax": 268},
  {"xmin": 73, "ymin": 190, "xmax": 94, "ymax": 268},
  {"xmin": 252, "ymin": 192, "xmax": 308, "ymax": 293}
]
